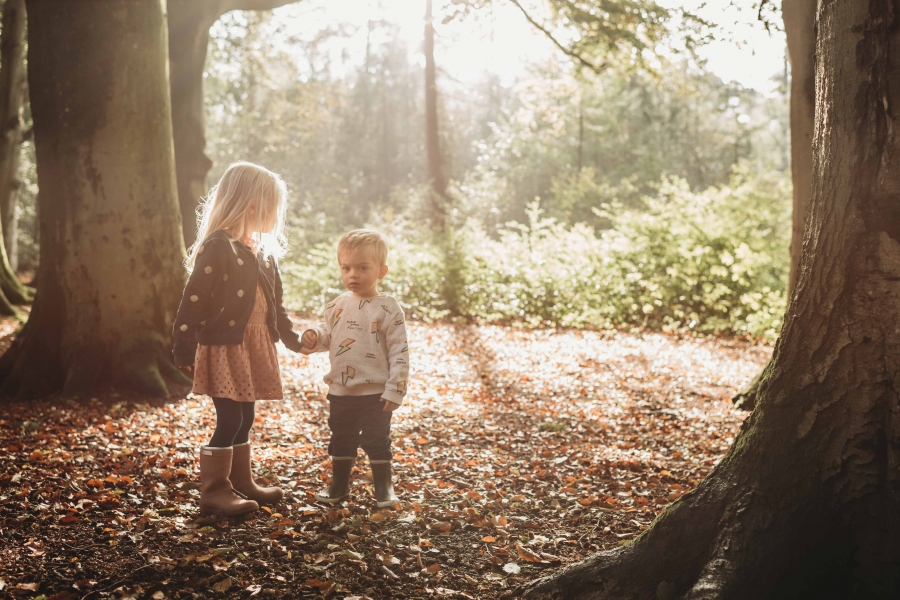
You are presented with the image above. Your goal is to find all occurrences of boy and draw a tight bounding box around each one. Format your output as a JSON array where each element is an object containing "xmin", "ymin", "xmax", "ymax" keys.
[{"xmin": 301, "ymin": 229, "xmax": 409, "ymax": 507}]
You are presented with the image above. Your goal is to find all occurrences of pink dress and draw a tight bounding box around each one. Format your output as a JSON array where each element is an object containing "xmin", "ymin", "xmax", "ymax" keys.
[{"xmin": 192, "ymin": 282, "xmax": 283, "ymax": 402}]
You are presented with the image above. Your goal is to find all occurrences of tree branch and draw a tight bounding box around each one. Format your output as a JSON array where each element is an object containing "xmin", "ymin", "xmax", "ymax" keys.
[{"xmin": 507, "ymin": 0, "xmax": 607, "ymax": 74}]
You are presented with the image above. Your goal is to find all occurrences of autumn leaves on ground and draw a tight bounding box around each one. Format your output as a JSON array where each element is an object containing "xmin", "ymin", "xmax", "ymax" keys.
[{"xmin": 0, "ymin": 319, "xmax": 768, "ymax": 600}]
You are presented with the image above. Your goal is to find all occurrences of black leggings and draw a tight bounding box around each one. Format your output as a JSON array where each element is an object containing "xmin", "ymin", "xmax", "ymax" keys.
[{"xmin": 209, "ymin": 398, "xmax": 256, "ymax": 447}]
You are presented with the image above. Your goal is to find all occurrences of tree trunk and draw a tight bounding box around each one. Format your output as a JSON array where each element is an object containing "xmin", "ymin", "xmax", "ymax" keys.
[
  {"xmin": 0, "ymin": 0, "xmax": 25, "ymax": 274},
  {"xmin": 0, "ymin": 0, "xmax": 189, "ymax": 400},
  {"xmin": 167, "ymin": 0, "xmax": 299, "ymax": 249},
  {"xmin": 523, "ymin": 1, "xmax": 900, "ymax": 598},
  {"xmin": 732, "ymin": 0, "xmax": 816, "ymax": 411},
  {"xmin": 784, "ymin": 0, "xmax": 817, "ymax": 295},
  {"xmin": 424, "ymin": 0, "xmax": 447, "ymax": 229}
]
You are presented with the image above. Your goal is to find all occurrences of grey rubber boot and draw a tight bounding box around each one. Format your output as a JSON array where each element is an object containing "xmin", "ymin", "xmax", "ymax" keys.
[
  {"xmin": 315, "ymin": 457, "xmax": 354, "ymax": 504},
  {"xmin": 370, "ymin": 460, "xmax": 399, "ymax": 508}
]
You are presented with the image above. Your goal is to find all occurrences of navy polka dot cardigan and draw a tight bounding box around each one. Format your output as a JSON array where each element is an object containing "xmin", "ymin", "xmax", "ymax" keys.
[{"xmin": 172, "ymin": 230, "xmax": 303, "ymax": 367}]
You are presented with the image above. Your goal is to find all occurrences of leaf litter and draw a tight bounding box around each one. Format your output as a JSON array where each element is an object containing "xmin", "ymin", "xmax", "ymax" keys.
[{"xmin": 0, "ymin": 320, "xmax": 769, "ymax": 599}]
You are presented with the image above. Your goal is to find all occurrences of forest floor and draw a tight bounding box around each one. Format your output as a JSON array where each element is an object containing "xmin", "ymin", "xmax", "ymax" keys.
[{"xmin": 0, "ymin": 319, "xmax": 770, "ymax": 600}]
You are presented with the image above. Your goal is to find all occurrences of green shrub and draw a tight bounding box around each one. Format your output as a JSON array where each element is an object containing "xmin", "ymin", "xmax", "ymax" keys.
[{"xmin": 282, "ymin": 168, "xmax": 790, "ymax": 339}]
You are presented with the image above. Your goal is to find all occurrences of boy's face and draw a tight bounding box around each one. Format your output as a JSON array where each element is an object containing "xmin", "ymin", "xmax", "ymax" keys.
[{"xmin": 339, "ymin": 249, "xmax": 388, "ymax": 297}]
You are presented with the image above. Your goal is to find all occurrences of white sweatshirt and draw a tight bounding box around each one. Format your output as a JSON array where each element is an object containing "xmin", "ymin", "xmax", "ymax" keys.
[{"xmin": 306, "ymin": 292, "xmax": 409, "ymax": 405}]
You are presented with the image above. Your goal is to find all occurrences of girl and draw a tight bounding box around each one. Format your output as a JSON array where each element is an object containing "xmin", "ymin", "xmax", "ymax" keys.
[{"xmin": 172, "ymin": 161, "xmax": 304, "ymax": 517}]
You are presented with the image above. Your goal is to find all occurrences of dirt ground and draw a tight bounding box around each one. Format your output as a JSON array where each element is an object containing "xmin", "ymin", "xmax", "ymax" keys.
[{"xmin": 0, "ymin": 320, "xmax": 769, "ymax": 599}]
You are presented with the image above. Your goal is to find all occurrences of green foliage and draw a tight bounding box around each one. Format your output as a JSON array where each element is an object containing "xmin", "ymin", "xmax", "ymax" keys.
[
  {"xmin": 598, "ymin": 168, "xmax": 790, "ymax": 337},
  {"xmin": 284, "ymin": 167, "xmax": 790, "ymax": 339}
]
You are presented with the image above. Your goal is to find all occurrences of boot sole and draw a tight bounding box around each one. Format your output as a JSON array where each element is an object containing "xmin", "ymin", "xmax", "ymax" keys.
[
  {"xmin": 315, "ymin": 493, "xmax": 351, "ymax": 504},
  {"xmin": 199, "ymin": 505, "xmax": 258, "ymax": 517},
  {"xmin": 376, "ymin": 498, "xmax": 400, "ymax": 508}
]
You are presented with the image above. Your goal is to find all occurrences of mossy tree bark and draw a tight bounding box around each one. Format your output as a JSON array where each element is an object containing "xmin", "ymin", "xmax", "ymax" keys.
[
  {"xmin": 167, "ymin": 0, "xmax": 298, "ymax": 249},
  {"xmin": 524, "ymin": 1, "xmax": 900, "ymax": 598},
  {"xmin": 733, "ymin": 0, "xmax": 816, "ymax": 411},
  {"xmin": 0, "ymin": 0, "xmax": 32, "ymax": 310},
  {"xmin": 0, "ymin": 0, "xmax": 188, "ymax": 400}
]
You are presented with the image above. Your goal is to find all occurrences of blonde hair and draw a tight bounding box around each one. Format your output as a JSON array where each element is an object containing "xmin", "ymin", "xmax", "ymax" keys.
[
  {"xmin": 337, "ymin": 229, "xmax": 388, "ymax": 265},
  {"xmin": 186, "ymin": 161, "xmax": 288, "ymax": 269}
]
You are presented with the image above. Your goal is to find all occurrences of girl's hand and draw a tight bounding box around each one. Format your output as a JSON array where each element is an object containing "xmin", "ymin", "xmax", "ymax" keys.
[
  {"xmin": 301, "ymin": 330, "xmax": 318, "ymax": 349},
  {"xmin": 381, "ymin": 399, "xmax": 400, "ymax": 412}
]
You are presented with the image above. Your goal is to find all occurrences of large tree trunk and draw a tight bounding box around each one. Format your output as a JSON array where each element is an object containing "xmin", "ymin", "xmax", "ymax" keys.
[
  {"xmin": 523, "ymin": 1, "xmax": 900, "ymax": 598},
  {"xmin": 0, "ymin": 0, "xmax": 189, "ymax": 400},
  {"xmin": 167, "ymin": 0, "xmax": 298, "ymax": 250},
  {"xmin": 732, "ymin": 0, "xmax": 816, "ymax": 411},
  {"xmin": 0, "ymin": 0, "xmax": 26, "ymax": 274}
]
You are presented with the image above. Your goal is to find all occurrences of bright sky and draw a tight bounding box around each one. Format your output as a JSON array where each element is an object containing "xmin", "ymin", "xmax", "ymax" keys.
[{"xmin": 272, "ymin": 0, "xmax": 787, "ymax": 94}]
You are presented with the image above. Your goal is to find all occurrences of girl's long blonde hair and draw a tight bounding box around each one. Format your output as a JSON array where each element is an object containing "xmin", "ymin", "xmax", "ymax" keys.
[{"xmin": 186, "ymin": 161, "xmax": 288, "ymax": 270}]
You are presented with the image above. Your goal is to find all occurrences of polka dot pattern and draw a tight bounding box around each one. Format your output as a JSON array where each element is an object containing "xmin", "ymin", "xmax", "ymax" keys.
[{"xmin": 192, "ymin": 283, "xmax": 283, "ymax": 402}]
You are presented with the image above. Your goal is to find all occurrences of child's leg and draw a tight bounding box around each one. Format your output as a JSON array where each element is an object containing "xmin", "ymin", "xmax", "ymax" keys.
[
  {"xmin": 327, "ymin": 396, "xmax": 363, "ymax": 458},
  {"xmin": 359, "ymin": 395, "xmax": 398, "ymax": 507},
  {"xmin": 358, "ymin": 396, "xmax": 392, "ymax": 462},
  {"xmin": 233, "ymin": 402, "xmax": 255, "ymax": 445},
  {"xmin": 230, "ymin": 401, "xmax": 282, "ymax": 505},
  {"xmin": 209, "ymin": 397, "xmax": 243, "ymax": 447},
  {"xmin": 316, "ymin": 395, "xmax": 361, "ymax": 503},
  {"xmin": 199, "ymin": 397, "xmax": 258, "ymax": 516}
]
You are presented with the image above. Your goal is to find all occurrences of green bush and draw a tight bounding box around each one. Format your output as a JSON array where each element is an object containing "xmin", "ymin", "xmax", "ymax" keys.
[{"xmin": 282, "ymin": 168, "xmax": 790, "ymax": 339}]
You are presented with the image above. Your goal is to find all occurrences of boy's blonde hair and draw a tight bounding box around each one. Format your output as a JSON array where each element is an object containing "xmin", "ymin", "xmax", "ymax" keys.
[
  {"xmin": 186, "ymin": 161, "xmax": 288, "ymax": 269},
  {"xmin": 337, "ymin": 229, "xmax": 388, "ymax": 265}
]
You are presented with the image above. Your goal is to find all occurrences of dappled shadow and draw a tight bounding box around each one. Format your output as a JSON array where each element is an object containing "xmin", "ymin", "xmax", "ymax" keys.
[{"xmin": 0, "ymin": 319, "xmax": 770, "ymax": 599}]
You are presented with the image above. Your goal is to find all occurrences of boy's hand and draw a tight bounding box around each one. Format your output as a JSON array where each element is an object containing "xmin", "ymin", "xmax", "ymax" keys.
[
  {"xmin": 301, "ymin": 330, "xmax": 318, "ymax": 350},
  {"xmin": 179, "ymin": 365, "xmax": 192, "ymax": 374},
  {"xmin": 381, "ymin": 399, "xmax": 400, "ymax": 412}
]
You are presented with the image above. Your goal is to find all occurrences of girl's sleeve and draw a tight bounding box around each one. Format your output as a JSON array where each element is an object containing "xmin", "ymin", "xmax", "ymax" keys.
[
  {"xmin": 381, "ymin": 303, "xmax": 409, "ymax": 406},
  {"xmin": 273, "ymin": 259, "xmax": 303, "ymax": 352},
  {"xmin": 172, "ymin": 240, "xmax": 226, "ymax": 367}
]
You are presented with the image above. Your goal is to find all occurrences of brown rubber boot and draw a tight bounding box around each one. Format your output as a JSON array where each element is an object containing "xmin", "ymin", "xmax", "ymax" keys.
[
  {"xmin": 315, "ymin": 457, "xmax": 354, "ymax": 504},
  {"xmin": 370, "ymin": 460, "xmax": 399, "ymax": 508},
  {"xmin": 199, "ymin": 446, "xmax": 259, "ymax": 517},
  {"xmin": 230, "ymin": 442, "xmax": 283, "ymax": 505}
]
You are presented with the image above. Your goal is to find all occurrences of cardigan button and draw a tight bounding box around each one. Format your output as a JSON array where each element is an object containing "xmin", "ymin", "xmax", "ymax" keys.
[
  {"xmin": 201, "ymin": 320, "xmax": 206, "ymax": 326},
  {"xmin": 223, "ymin": 274, "xmax": 228, "ymax": 282},
  {"xmin": 237, "ymin": 289, "xmax": 244, "ymax": 297},
  {"xmin": 237, "ymin": 258, "xmax": 244, "ymax": 266},
  {"xmin": 229, "ymin": 320, "xmax": 236, "ymax": 327},
  {"xmin": 265, "ymin": 261, "xmax": 271, "ymax": 268},
  {"xmin": 204, "ymin": 266, "xmax": 212, "ymax": 274},
  {"xmin": 179, "ymin": 324, "xmax": 188, "ymax": 332},
  {"xmin": 190, "ymin": 295, "xmax": 198, "ymax": 302},
  {"xmin": 198, "ymin": 245, "xmax": 204, "ymax": 254}
]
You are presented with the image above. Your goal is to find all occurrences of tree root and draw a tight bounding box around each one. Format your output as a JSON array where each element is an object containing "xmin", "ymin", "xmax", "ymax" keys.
[{"xmin": 0, "ymin": 319, "xmax": 190, "ymax": 400}]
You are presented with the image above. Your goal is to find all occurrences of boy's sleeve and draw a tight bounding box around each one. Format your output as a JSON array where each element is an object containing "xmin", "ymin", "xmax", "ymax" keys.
[
  {"xmin": 381, "ymin": 302, "xmax": 409, "ymax": 406},
  {"xmin": 273, "ymin": 259, "xmax": 303, "ymax": 353},
  {"xmin": 303, "ymin": 301, "xmax": 334, "ymax": 353},
  {"xmin": 172, "ymin": 239, "xmax": 226, "ymax": 367}
]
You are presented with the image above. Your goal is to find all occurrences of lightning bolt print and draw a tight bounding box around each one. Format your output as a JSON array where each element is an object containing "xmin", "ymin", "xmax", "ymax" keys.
[
  {"xmin": 336, "ymin": 338, "xmax": 356, "ymax": 356},
  {"xmin": 371, "ymin": 321, "xmax": 380, "ymax": 344},
  {"xmin": 359, "ymin": 298, "xmax": 372, "ymax": 310},
  {"xmin": 342, "ymin": 365, "xmax": 356, "ymax": 386},
  {"xmin": 333, "ymin": 308, "xmax": 343, "ymax": 326}
]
